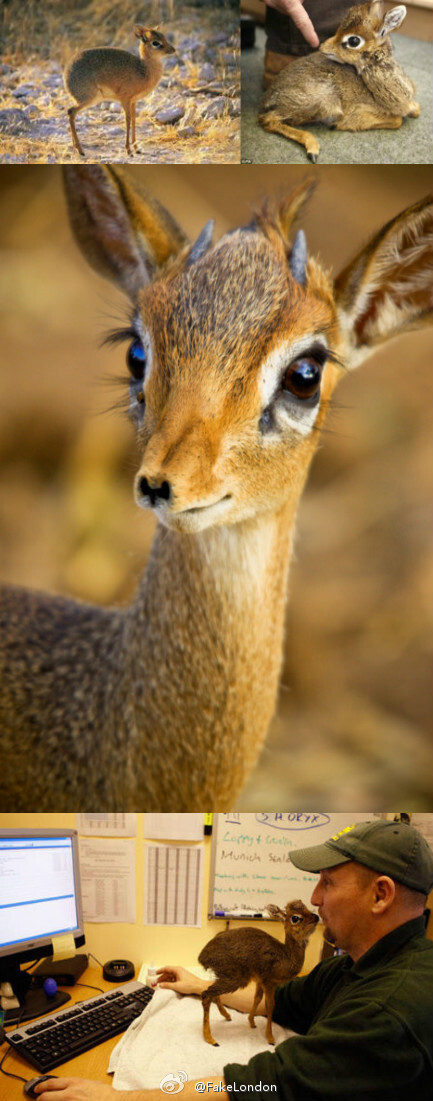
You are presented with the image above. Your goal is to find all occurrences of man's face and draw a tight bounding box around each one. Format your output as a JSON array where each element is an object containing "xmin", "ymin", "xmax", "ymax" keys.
[{"xmin": 310, "ymin": 861, "xmax": 375, "ymax": 958}]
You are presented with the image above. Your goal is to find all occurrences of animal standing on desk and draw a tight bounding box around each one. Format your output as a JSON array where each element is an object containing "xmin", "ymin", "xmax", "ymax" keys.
[
  {"xmin": 199, "ymin": 901, "xmax": 319, "ymax": 1045},
  {"xmin": 0, "ymin": 167, "xmax": 432, "ymax": 811},
  {"xmin": 65, "ymin": 27, "xmax": 175, "ymax": 157},
  {"xmin": 260, "ymin": 2, "xmax": 420, "ymax": 161}
]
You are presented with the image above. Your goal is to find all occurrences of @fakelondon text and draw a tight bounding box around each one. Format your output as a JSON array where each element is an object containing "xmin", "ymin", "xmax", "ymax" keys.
[
  {"xmin": 159, "ymin": 1075, "xmax": 276, "ymax": 1093},
  {"xmin": 195, "ymin": 1084, "xmax": 277, "ymax": 1093}
]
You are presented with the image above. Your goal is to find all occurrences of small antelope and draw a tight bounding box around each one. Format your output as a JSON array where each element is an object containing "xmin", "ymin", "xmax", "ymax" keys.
[
  {"xmin": 199, "ymin": 901, "xmax": 319, "ymax": 1045},
  {"xmin": 65, "ymin": 27, "xmax": 175, "ymax": 157},
  {"xmin": 260, "ymin": 1, "xmax": 420, "ymax": 162},
  {"xmin": 0, "ymin": 167, "xmax": 432, "ymax": 811}
]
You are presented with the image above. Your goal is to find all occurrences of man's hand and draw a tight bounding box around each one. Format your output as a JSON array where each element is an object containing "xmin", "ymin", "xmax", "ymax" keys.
[
  {"xmin": 156, "ymin": 965, "xmax": 207, "ymax": 996},
  {"xmin": 266, "ymin": 0, "xmax": 319, "ymax": 47},
  {"xmin": 34, "ymin": 1078, "xmax": 121, "ymax": 1101}
]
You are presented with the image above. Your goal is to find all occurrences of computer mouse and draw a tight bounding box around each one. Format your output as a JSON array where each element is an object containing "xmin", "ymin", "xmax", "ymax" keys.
[{"xmin": 24, "ymin": 1075, "xmax": 58, "ymax": 1098}]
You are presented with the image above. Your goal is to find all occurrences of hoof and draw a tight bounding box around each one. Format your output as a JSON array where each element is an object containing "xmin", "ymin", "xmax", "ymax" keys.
[{"xmin": 307, "ymin": 152, "xmax": 318, "ymax": 163}]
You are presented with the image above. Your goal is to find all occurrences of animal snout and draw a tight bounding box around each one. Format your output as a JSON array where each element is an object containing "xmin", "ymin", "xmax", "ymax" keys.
[{"xmin": 136, "ymin": 475, "xmax": 171, "ymax": 508}]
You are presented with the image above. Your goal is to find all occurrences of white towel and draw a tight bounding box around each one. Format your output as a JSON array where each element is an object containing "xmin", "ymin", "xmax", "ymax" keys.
[{"xmin": 108, "ymin": 987, "xmax": 294, "ymax": 1091}]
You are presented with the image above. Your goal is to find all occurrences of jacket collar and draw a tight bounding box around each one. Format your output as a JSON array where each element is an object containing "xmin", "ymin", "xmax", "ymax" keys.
[{"xmin": 342, "ymin": 915, "xmax": 428, "ymax": 975}]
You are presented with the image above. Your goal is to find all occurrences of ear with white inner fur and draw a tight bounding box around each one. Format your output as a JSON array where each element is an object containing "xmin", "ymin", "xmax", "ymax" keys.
[
  {"xmin": 334, "ymin": 194, "xmax": 433, "ymax": 367},
  {"xmin": 62, "ymin": 166, "xmax": 188, "ymax": 301},
  {"xmin": 377, "ymin": 5, "xmax": 407, "ymax": 36}
]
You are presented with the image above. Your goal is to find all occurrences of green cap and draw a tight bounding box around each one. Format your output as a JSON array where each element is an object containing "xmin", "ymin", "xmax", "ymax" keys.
[{"xmin": 289, "ymin": 820, "xmax": 433, "ymax": 894}]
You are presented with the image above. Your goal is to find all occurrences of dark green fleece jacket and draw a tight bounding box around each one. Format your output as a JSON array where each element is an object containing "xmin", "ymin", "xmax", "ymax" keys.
[{"xmin": 223, "ymin": 916, "xmax": 433, "ymax": 1101}]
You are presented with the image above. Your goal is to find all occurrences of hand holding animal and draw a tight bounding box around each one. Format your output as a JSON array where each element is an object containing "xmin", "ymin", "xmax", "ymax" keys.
[
  {"xmin": 260, "ymin": 2, "xmax": 420, "ymax": 161},
  {"xmin": 0, "ymin": 167, "xmax": 432, "ymax": 811},
  {"xmin": 198, "ymin": 901, "xmax": 319, "ymax": 1045}
]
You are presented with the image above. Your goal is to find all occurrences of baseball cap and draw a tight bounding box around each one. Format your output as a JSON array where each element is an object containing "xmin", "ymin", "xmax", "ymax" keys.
[{"xmin": 289, "ymin": 820, "xmax": 433, "ymax": 894}]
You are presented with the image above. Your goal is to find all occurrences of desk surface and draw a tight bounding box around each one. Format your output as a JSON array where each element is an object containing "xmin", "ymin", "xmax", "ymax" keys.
[{"xmin": 0, "ymin": 965, "xmax": 134, "ymax": 1101}]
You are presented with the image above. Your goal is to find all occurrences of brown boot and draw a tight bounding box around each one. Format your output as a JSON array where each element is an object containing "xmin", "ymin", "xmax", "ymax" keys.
[{"xmin": 263, "ymin": 49, "xmax": 297, "ymax": 88}]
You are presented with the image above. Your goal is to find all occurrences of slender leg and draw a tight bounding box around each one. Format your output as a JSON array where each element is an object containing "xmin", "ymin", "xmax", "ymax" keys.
[
  {"xmin": 259, "ymin": 110, "xmax": 321, "ymax": 162},
  {"xmin": 123, "ymin": 103, "xmax": 133, "ymax": 155},
  {"xmin": 248, "ymin": 982, "xmax": 264, "ymax": 1030},
  {"xmin": 335, "ymin": 105, "xmax": 403, "ymax": 130},
  {"xmin": 130, "ymin": 101, "xmax": 139, "ymax": 150},
  {"xmin": 202, "ymin": 980, "xmax": 236, "ymax": 1045},
  {"xmin": 67, "ymin": 105, "xmax": 86, "ymax": 157},
  {"xmin": 202, "ymin": 995, "xmax": 219, "ymax": 1046},
  {"xmin": 215, "ymin": 997, "xmax": 231, "ymax": 1021}
]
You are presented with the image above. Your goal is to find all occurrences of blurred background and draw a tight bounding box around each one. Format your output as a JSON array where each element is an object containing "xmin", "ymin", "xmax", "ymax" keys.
[{"xmin": 0, "ymin": 165, "xmax": 432, "ymax": 808}]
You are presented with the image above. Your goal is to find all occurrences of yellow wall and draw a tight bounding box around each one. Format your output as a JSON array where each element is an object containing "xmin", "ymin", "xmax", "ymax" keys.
[{"xmin": 0, "ymin": 813, "xmax": 325, "ymax": 975}]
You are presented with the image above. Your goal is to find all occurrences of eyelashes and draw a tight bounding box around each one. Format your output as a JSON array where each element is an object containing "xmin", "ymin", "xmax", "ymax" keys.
[{"xmin": 103, "ymin": 325, "xmax": 146, "ymax": 424}]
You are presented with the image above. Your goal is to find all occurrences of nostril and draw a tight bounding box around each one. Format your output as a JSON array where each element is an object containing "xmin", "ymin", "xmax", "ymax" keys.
[{"xmin": 138, "ymin": 476, "xmax": 171, "ymax": 506}]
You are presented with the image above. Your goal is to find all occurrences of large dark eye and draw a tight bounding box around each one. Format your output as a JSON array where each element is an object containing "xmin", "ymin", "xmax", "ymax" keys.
[
  {"xmin": 290, "ymin": 915, "xmax": 301, "ymax": 924},
  {"xmin": 282, "ymin": 356, "xmax": 322, "ymax": 401},
  {"xmin": 152, "ymin": 38, "xmax": 163, "ymax": 48},
  {"xmin": 127, "ymin": 337, "xmax": 146, "ymax": 380},
  {"xmin": 346, "ymin": 34, "xmax": 363, "ymax": 47}
]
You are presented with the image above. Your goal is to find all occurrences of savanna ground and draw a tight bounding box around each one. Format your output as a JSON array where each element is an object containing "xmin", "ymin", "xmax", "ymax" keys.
[
  {"xmin": 0, "ymin": 165, "xmax": 432, "ymax": 810},
  {"xmin": 0, "ymin": 0, "xmax": 240, "ymax": 163}
]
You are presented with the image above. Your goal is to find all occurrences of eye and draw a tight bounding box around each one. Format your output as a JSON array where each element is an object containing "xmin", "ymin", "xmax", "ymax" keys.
[
  {"xmin": 343, "ymin": 34, "xmax": 364, "ymax": 48},
  {"xmin": 281, "ymin": 356, "xmax": 322, "ymax": 401},
  {"xmin": 290, "ymin": 915, "xmax": 301, "ymax": 924},
  {"xmin": 152, "ymin": 39, "xmax": 163, "ymax": 48},
  {"xmin": 127, "ymin": 336, "xmax": 146, "ymax": 380}
]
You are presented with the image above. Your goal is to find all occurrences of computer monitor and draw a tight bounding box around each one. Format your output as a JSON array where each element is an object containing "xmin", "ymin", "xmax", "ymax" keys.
[{"xmin": 0, "ymin": 827, "xmax": 85, "ymax": 1024}]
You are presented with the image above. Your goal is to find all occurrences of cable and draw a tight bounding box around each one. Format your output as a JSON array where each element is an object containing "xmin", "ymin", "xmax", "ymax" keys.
[
  {"xmin": 88, "ymin": 952, "xmax": 104, "ymax": 970},
  {"xmin": 0, "ymin": 1040, "xmax": 27, "ymax": 1083},
  {"xmin": 74, "ymin": 982, "xmax": 104, "ymax": 995}
]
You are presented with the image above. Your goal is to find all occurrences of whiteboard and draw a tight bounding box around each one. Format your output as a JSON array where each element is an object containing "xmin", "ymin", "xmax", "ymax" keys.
[{"xmin": 209, "ymin": 812, "xmax": 380, "ymax": 916}]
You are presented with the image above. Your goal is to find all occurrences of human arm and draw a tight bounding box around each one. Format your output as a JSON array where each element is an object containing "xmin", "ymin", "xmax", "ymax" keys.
[
  {"xmin": 264, "ymin": 0, "xmax": 319, "ymax": 48},
  {"xmin": 156, "ymin": 965, "xmax": 265, "ymax": 1015},
  {"xmin": 34, "ymin": 1075, "xmax": 228, "ymax": 1101}
]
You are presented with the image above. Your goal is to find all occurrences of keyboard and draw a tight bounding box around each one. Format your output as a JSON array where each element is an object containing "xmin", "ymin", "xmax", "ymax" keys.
[{"xmin": 5, "ymin": 980, "xmax": 154, "ymax": 1073}]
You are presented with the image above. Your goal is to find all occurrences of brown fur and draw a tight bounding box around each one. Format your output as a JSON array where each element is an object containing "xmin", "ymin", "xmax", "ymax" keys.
[
  {"xmin": 198, "ymin": 901, "xmax": 319, "ymax": 1045},
  {"xmin": 0, "ymin": 167, "xmax": 432, "ymax": 811},
  {"xmin": 259, "ymin": 2, "xmax": 419, "ymax": 162},
  {"xmin": 65, "ymin": 27, "xmax": 175, "ymax": 157}
]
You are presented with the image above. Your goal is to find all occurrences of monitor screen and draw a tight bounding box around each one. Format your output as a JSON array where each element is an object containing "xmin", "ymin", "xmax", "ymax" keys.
[{"xmin": 0, "ymin": 828, "xmax": 84, "ymax": 964}]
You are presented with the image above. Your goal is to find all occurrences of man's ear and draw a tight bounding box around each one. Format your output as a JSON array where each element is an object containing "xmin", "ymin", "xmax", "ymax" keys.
[
  {"xmin": 62, "ymin": 166, "xmax": 188, "ymax": 300},
  {"xmin": 334, "ymin": 194, "xmax": 433, "ymax": 368},
  {"xmin": 372, "ymin": 876, "xmax": 396, "ymax": 913}
]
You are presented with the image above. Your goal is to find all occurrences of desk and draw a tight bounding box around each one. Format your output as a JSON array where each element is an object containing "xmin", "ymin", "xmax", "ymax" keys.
[{"xmin": 0, "ymin": 965, "xmax": 132, "ymax": 1101}]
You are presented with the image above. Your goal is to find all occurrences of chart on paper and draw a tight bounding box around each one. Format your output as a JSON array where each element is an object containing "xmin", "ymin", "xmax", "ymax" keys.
[{"xmin": 144, "ymin": 844, "xmax": 204, "ymax": 926}]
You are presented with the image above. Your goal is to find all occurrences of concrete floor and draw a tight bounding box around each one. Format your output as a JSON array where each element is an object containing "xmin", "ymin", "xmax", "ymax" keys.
[{"xmin": 241, "ymin": 28, "xmax": 433, "ymax": 164}]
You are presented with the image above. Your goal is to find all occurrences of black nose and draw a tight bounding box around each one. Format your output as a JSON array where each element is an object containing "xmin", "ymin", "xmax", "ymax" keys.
[{"xmin": 138, "ymin": 476, "xmax": 171, "ymax": 506}]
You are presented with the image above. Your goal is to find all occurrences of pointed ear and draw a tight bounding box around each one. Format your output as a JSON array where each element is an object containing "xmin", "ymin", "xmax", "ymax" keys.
[
  {"xmin": 265, "ymin": 904, "xmax": 286, "ymax": 922},
  {"xmin": 62, "ymin": 166, "xmax": 188, "ymax": 300},
  {"xmin": 377, "ymin": 5, "xmax": 407, "ymax": 36},
  {"xmin": 334, "ymin": 195, "xmax": 433, "ymax": 367}
]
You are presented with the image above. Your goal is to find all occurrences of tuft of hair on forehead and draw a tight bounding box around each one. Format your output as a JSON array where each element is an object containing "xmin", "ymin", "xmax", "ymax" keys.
[
  {"xmin": 252, "ymin": 179, "xmax": 316, "ymax": 258},
  {"xmin": 340, "ymin": 0, "xmax": 382, "ymax": 32}
]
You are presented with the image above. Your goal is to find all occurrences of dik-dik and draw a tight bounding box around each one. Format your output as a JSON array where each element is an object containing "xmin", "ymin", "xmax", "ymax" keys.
[
  {"xmin": 0, "ymin": 167, "xmax": 432, "ymax": 811},
  {"xmin": 260, "ymin": 2, "xmax": 420, "ymax": 162},
  {"xmin": 65, "ymin": 27, "xmax": 175, "ymax": 157},
  {"xmin": 199, "ymin": 901, "xmax": 318, "ymax": 1045}
]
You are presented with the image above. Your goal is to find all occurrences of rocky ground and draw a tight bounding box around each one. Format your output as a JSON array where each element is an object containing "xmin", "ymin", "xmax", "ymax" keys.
[{"xmin": 0, "ymin": 13, "xmax": 240, "ymax": 163}]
